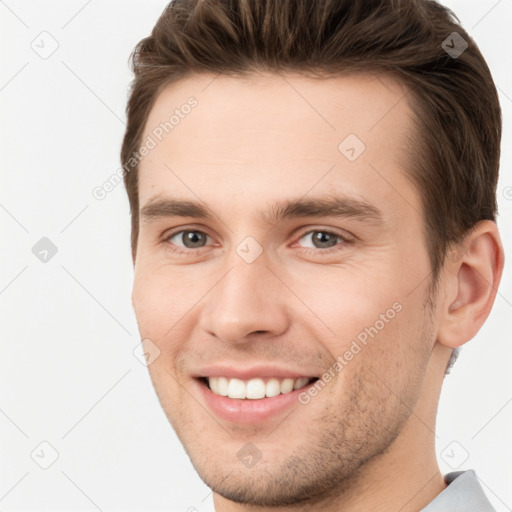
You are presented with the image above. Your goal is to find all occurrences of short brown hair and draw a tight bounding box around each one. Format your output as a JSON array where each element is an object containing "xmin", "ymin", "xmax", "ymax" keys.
[{"xmin": 121, "ymin": 0, "xmax": 502, "ymax": 370}]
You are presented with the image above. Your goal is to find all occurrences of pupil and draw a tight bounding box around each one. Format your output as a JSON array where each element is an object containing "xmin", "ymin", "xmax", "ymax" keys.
[
  {"xmin": 314, "ymin": 231, "xmax": 335, "ymax": 248},
  {"xmin": 184, "ymin": 231, "xmax": 205, "ymax": 248}
]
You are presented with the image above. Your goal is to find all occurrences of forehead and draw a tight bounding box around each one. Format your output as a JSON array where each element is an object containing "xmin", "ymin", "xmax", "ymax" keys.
[{"xmin": 137, "ymin": 71, "xmax": 419, "ymax": 222}]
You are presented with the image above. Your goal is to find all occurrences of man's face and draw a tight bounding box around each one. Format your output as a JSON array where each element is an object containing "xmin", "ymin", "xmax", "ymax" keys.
[{"xmin": 132, "ymin": 72, "xmax": 440, "ymax": 506}]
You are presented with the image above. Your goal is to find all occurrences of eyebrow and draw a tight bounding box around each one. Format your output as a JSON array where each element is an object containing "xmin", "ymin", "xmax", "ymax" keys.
[{"xmin": 140, "ymin": 194, "xmax": 384, "ymax": 227}]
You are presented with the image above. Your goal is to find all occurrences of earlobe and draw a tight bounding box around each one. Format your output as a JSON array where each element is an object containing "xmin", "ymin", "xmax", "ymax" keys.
[{"xmin": 437, "ymin": 220, "xmax": 504, "ymax": 349}]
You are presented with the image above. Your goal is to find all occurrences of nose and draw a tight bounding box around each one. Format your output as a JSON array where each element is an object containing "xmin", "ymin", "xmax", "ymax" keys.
[{"xmin": 198, "ymin": 255, "xmax": 290, "ymax": 344}]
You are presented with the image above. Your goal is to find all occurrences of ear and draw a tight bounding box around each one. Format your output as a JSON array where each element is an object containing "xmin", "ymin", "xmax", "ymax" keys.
[{"xmin": 437, "ymin": 220, "xmax": 504, "ymax": 349}]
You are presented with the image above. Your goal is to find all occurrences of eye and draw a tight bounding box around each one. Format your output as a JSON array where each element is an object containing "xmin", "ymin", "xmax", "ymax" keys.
[
  {"xmin": 165, "ymin": 229, "xmax": 212, "ymax": 251},
  {"xmin": 162, "ymin": 227, "xmax": 352, "ymax": 256},
  {"xmin": 295, "ymin": 229, "xmax": 351, "ymax": 252}
]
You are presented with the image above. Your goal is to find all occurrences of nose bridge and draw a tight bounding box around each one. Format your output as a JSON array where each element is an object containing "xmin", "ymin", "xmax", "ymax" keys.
[{"xmin": 199, "ymin": 249, "xmax": 288, "ymax": 343}]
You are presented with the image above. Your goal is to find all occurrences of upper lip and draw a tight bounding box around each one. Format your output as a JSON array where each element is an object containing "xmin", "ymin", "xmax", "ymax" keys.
[{"xmin": 193, "ymin": 364, "xmax": 318, "ymax": 380}]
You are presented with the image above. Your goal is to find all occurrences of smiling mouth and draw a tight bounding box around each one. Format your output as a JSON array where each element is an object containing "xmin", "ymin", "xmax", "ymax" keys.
[{"xmin": 199, "ymin": 376, "xmax": 319, "ymax": 400}]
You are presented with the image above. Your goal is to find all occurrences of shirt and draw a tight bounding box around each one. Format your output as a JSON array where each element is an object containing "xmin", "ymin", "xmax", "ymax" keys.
[{"xmin": 421, "ymin": 470, "xmax": 495, "ymax": 511}]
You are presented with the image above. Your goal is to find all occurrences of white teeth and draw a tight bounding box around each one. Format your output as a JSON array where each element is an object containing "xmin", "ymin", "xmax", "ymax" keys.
[
  {"xmin": 209, "ymin": 376, "xmax": 220, "ymax": 395},
  {"xmin": 280, "ymin": 378, "xmax": 295, "ymax": 394},
  {"xmin": 227, "ymin": 378, "xmax": 246, "ymax": 399},
  {"xmin": 266, "ymin": 378, "xmax": 281, "ymax": 397},
  {"xmin": 293, "ymin": 377, "xmax": 310, "ymax": 390},
  {"xmin": 246, "ymin": 378, "xmax": 266, "ymax": 399},
  {"xmin": 207, "ymin": 376, "xmax": 314, "ymax": 399},
  {"xmin": 217, "ymin": 377, "xmax": 229, "ymax": 396}
]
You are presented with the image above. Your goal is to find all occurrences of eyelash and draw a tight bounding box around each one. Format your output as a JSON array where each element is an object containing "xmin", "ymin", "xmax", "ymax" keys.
[{"xmin": 162, "ymin": 227, "xmax": 354, "ymax": 256}]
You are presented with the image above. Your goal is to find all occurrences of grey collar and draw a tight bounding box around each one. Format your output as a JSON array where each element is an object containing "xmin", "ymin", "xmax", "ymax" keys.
[{"xmin": 421, "ymin": 470, "xmax": 495, "ymax": 511}]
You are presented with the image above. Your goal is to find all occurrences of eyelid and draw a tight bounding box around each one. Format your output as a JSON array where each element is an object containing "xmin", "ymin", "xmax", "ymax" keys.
[
  {"xmin": 290, "ymin": 227, "xmax": 354, "ymax": 251},
  {"xmin": 163, "ymin": 226, "xmax": 215, "ymax": 249},
  {"xmin": 292, "ymin": 225, "xmax": 354, "ymax": 242}
]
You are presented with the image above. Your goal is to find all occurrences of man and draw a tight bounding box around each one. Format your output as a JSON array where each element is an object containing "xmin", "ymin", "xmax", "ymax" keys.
[{"xmin": 121, "ymin": 0, "xmax": 504, "ymax": 510}]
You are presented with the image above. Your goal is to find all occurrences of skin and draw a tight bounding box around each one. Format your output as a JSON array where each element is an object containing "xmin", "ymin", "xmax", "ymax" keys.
[{"xmin": 130, "ymin": 71, "xmax": 504, "ymax": 511}]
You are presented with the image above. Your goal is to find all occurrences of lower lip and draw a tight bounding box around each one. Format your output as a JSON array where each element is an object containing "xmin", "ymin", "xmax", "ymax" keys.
[{"xmin": 195, "ymin": 379, "xmax": 311, "ymax": 424}]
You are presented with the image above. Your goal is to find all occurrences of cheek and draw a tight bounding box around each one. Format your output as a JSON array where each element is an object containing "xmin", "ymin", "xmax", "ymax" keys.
[
  {"xmin": 132, "ymin": 265, "xmax": 198, "ymax": 336},
  {"xmin": 300, "ymin": 273, "xmax": 429, "ymax": 378},
  {"xmin": 324, "ymin": 302, "xmax": 432, "ymax": 424},
  {"xmin": 132, "ymin": 270, "xmax": 192, "ymax": 417},
  {"xmin": 131, "ymin": 274, "xmax": 187, "ymax": 375},
  {"xmin": 132, "ymin": 276, "xmax": 168, "ymax": 337},
  {"xmin": 285, "ymin": 268, "xmax": 403, "ymax": 349}
]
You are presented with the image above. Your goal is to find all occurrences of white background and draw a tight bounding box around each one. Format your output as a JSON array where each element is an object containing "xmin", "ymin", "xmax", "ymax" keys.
[{"xmin": 1, "ymin": 0, "xmax": 511, "ymax": 510}]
